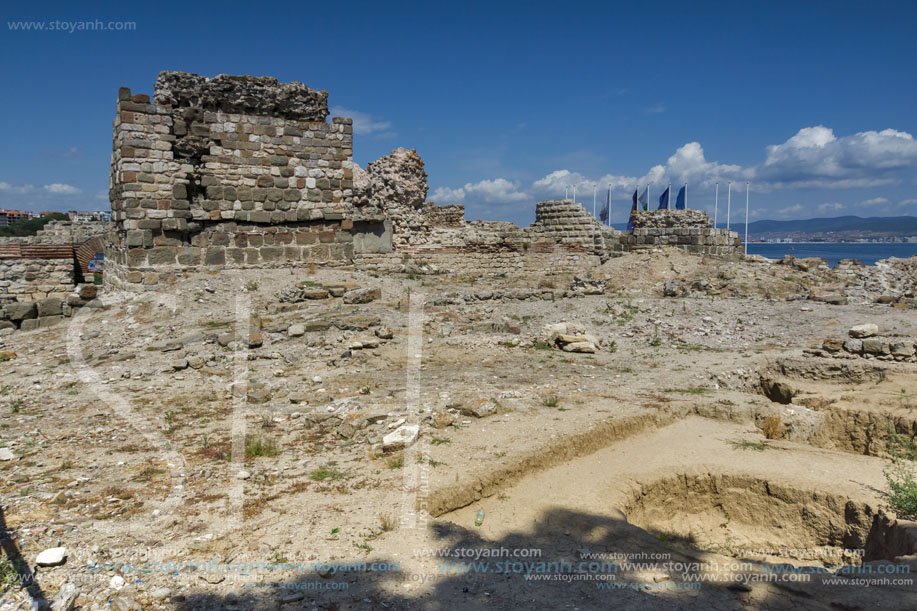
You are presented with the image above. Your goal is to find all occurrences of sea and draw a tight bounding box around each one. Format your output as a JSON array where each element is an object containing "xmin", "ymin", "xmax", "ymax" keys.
[{"xmin": 745, "ymin": 243, "xmax": 917, "ymax": 267}]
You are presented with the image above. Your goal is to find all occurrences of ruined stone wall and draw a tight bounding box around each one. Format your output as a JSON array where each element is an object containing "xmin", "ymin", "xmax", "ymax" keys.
[
  {"xmin": 107, "ymin": 71, "xmax": 359, "ymax": 289},
  {"xmin": 617, "ymin": 227, "xmax": 742, "ymax": 258},
  {"xmin": 0, "ymin": 257, "xmax": 74, "ymax": 301},
  {"xmin": 422, "ymin": 203, "xmax": 465, "ymax": 227},
  {"xmin": 355, "ymin": 243, "xmax": 600, "ymax": 276},
  {"xmin": 631, "ymin": 209, "xmax": 712, "ymax": 229}
]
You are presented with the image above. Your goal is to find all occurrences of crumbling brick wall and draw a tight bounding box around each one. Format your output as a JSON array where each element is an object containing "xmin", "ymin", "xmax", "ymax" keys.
[{"xmin": 106, "ymin": 71, "xmax": 360, "ymax": 288}]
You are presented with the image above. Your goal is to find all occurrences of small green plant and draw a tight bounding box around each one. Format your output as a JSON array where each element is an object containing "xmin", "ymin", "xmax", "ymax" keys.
[
  {"xmin": 533, "ymin": 341, "xmax": 553, "ymax": 351},
  {"xmin": 606, "ymin": 340, "xmax": 617, "ymax": 353},
  {"xmin": 245, "ymin": 435, "xmax": 278, "ymax": 458},
  {"xmin": 387, "ymin": 455, "xmax": 404, "ymax": 469},
  {"xmin": 245, "ymin": 281, "xmax": 259, "ymax": 291},
  {"xmin": 662, "ymin": 387, "xmax": 709, "ymax": 395},
  {"xmin": 330, "ymin": 527, "xmax": 340, "ymax": 534},
  {"xmin": 729, "ymin": 439, "xmax": 769, "ymax": 451},
  {"xmin": 0, "ymin": 555, "xmax": 24, "ymax": 593},
  {"xmin": 887, "ymin": 423, "xmax": 917, "ymax": 461},
  {"xmin": 310, "ymin": 465, "xmax": 349, "ymax": 481},
  {"xmin": 885, "ymin": 454, "xmax": 917, "ymax": 520},
  {"xmin": 64, "ymin": 388, "xmax": 80, "ymax": 396},
  {"xmin": 542, "ymin": 395, "xmax": 559, "ymax": 408},
  {"xmin": 649, "ymin": 325, "xmax": 662, "ymax": 347},
  {"xmin": 10, "ymin": 398, "xmax": 22, "ymax": 413},
  {"xmin": 164, "ymin": 411, "xmax": 178, "ymax": 435},
  {"xmin": 430, "ymin": 437, "xmax": 451, "ymax": 445}
]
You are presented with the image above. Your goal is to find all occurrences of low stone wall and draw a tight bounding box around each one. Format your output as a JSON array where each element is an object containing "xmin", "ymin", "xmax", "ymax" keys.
[
  {"xmin": 356, "ymin": 242, "xmax": 601, "ymax": 276},
  {"xmin": 105, "ymin": 220, "xmax": 355, "ymax": 288},
  {"xmin": 616, "ymin": 227, "xmax": 742, "ymax": 258},
  {"xmin": 0, "ymin": 257, "xmax": 75, "ymax": 301},
  {"xmin": 0, "ymin": 284, "xmax": 99, "ymax": 332},
  {"xmin": 817, "ymin": 335, "xmax": 917, "ymax": 362},
  {"xmin": 631, "ymin": 209, "xmax": 712, "ymax": 229}
]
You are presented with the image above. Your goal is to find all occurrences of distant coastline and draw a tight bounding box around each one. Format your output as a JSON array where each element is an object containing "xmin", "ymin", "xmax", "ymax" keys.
[{"xmin": 746, "ymin": 242, "xmax": 917, "ymax": 266}]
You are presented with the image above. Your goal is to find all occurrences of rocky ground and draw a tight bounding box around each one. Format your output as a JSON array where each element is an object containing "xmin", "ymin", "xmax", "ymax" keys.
[{"xmin": 1, "ymin": 250, "xmax": 916, "ymax": 610}]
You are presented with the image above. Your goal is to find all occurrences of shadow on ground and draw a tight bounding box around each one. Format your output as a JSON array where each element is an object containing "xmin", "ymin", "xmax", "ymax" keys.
[{"xmin": 169, "ymin": 506, "xmax": 903, "ymax": 610}]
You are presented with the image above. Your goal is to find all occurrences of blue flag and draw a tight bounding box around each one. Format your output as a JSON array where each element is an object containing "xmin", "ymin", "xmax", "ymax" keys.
[
  {"xmin": 627, "ymin": 188, "xmax": 637, "ymax": 231},
  {"xmin": 600, "ymin": 188, "xmax": 610, "ymax": 223},
  {"xmin": 638, "ymin": 186, "xmax": 648, "ymax": 211},
  {"xmin": 657, "ymin": 186, "xmax": 670, "ymax": 210},
  {"xmin": 675, "ymin": 185, "xmax": 686, "ymax": 210}
]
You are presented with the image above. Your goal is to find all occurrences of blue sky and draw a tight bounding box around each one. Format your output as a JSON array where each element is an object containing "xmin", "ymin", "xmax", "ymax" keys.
[{"xmin": 1, "ymin": 0, "xmax": 915, "ymax": 226}]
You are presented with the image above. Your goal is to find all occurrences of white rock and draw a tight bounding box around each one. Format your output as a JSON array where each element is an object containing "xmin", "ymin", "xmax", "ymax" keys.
[
  {"xmin": 36, "ymin": 547, "xmax": 67, "ymax": 566},
  {"xmin": 849, "ymin": 323, "xmax": 879, "ymax": 338},
  {"xmin": 288, "ymin": 324, "xmax": 305, "ymax": 337},
  {"xmin": 109, "ymin": 575, "xmax": 125, "ymax": 589},
  {"xmin": 383, "ymin": 424, "xmax": 420, "ymax": 451},
  {"xmin": 0, "ymin": 447, "xmax": 14, "ymax": 461}
]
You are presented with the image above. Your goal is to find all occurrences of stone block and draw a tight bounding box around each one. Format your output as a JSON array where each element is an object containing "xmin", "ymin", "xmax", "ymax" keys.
[
  {"xmin": 20, "ymin": 318, "xmax": 40, "ymax": 331},
  {"xmin": 7, "ymin": 301, "xmax": 36, "ymax": 321},
  {"xmin": 38, "ymin": 315, "xmax": 63, "ymax": 328},
  {"xmin": 204, "ymin": 247, "xmax": 226, "ymax": 266},
  {"xmin": 36, "ymin": 298, "xmax": 63, "ymax": 317}
]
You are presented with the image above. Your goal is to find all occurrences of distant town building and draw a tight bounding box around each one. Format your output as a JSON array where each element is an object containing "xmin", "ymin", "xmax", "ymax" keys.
[{"xmin": 0, "ymin": 209, "xmax": 35, "ymax": 226}]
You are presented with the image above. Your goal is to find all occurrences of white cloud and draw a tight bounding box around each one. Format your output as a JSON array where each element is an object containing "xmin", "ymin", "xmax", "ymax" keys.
[
  {"xmin": 755, "ymin": 126, "xmax": 917, "ymax": 189},
  {"xmin": 431, "ymin": 125, "xmax": 917, "ymax": 216},
  {"xmin": 777, "ymin": 204, "xmax": 803, "ymax": 216},
  {"xmin": 431, "ymin": 178, "xmax": 527, "ymax": 205},
  {"xmin": 644, "ymin": 103, "xmax": 667, "ymax": 115},
  {"xmin": 0, "ymin": 182, "xmax": 35, "ymax": 194},
  {"xmin": 330, "ymin": 106, "xmax": 392, "ymax": 136},
  {"xmin": 900, "ymin": 199, "xmax": 917, "ymax": 206},
  {"xmin": 43, "ymin": 183, "xmax": 80, "ymax": 195}
]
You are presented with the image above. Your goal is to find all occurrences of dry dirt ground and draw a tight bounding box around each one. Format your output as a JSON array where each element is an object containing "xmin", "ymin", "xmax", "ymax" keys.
[{"xmin": 1, "ymin": 251, "xmax": 916, "ymax": 610}]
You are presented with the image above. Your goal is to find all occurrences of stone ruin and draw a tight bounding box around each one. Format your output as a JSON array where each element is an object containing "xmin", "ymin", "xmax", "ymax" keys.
[
  {"xmin": 0, "ymin": 70, "xmax": 744, "ymax": 330},
  {"xmin": 0, "ymin": 221, "xmax": 107, "ymax": 331},
  {"xmin": 103, "ymin": 71, "xmax": 744, "ymax": 287}
]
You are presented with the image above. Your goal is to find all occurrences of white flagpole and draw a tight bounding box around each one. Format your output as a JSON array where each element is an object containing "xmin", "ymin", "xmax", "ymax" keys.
[
  {"xmin": 726, "ymin": 182, "xmax": 732, "ymax": 230},
  {"xmin": 608, "ymin": 184, "xmax": 612, "ymax": 226},
  {"xmin": 565, "ymin": 187, "xmax": 568, "ymax": 200},
  {"xmin": 744, "ymin": 181, "xmax": 750, "ymax": 256},
  {"xmin": 714, "ymin": 183, "xmax": 719, "ymax": 227}
]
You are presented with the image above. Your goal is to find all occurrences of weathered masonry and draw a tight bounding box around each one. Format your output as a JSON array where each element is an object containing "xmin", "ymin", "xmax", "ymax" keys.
[
  {"xmin": 106, "ymin": 71, "xmax": 744, "ymax": 287},
  {"xmin": 106, "ymin": 72, "xmax": 368, "ymax": 288}
]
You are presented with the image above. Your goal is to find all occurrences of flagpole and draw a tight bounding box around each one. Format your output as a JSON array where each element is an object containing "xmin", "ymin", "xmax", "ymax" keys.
[
  {"xmin": 744, "ymin": 181, "xmax": 750, "ymax": 256},
  {"xmin": 565, "ymin": 187, "xmax": 568, "ymax": 200},
  {"xmin": 726, "ymin": 182, "xmax": 731, "ymax": 230},
  {"xmin": 714, "ymin": 183, "xmax": 718, "ymax": 227}
]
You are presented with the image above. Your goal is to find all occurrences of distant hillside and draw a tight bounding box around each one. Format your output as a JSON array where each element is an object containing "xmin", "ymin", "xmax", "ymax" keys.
[{"xmin": 747, "ymin": 215, "xmax": 917, "ymax": 238}]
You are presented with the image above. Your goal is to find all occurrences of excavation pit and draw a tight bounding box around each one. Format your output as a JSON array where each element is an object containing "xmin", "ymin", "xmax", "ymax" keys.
[{"xmin": 623, "ymin": 473, "xmax": 915, "ymax": 567}]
